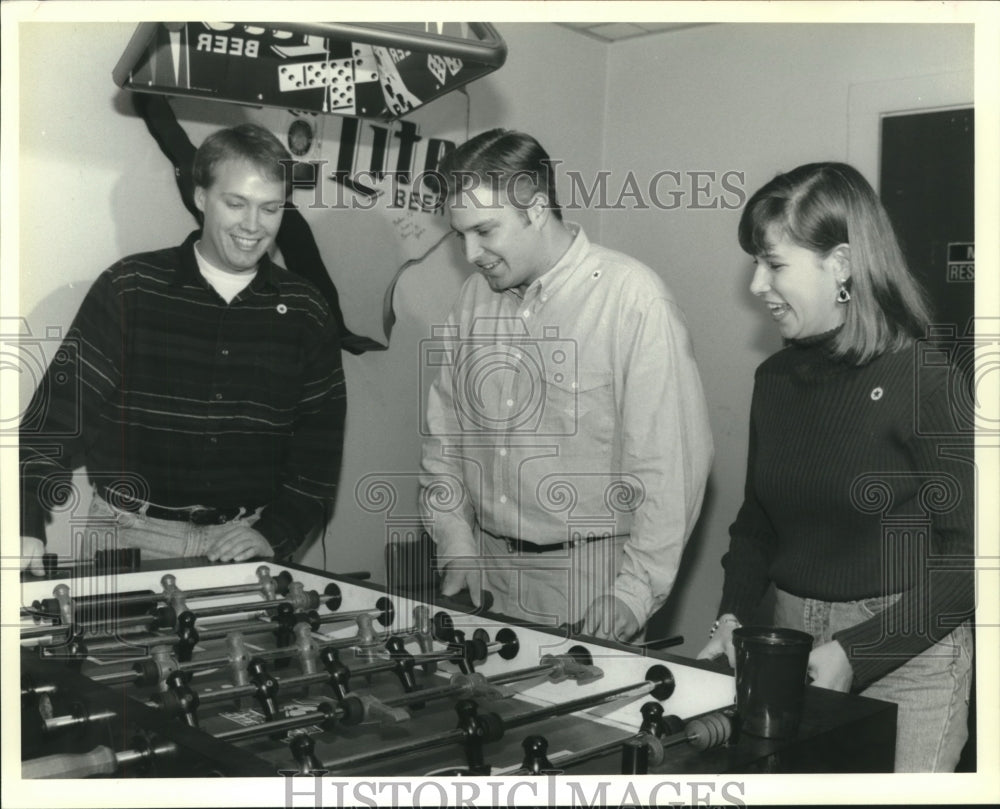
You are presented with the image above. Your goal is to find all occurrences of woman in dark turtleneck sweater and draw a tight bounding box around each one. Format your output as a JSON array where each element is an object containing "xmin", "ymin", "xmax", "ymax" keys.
[{"xmin": 698, "ymin": 163, "xmax": 974, "ymax": 772}]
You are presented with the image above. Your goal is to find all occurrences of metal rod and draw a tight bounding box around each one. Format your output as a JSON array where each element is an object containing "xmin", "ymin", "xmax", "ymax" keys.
[
  {"xmin": 43, "ymin": 709, "xmax": 118, "ymax": 734},
  {"xmin": 502, "ymin": 681, "xmax": 659, "ymax": 733},
  {"xmin": 380, "ymin": 660, "xmax": 557, "ymax": 711},
  {"xmin": 114, "ymin": 580, "xmax": 269, "ymax": 607},
  {"xmin": 484, "ymin": 664, "xmax": 552, "ymax": 687},
  {"xmin": 214, "ymin": 706, "xmax": 334, "ymax": 742},
  {"xmin": 192, "ymin": 597, "xmax": 284, "ymax": 619},
  {"xmin": 321, "ymin": 673, "xmax": 665, "ymax": 772}
]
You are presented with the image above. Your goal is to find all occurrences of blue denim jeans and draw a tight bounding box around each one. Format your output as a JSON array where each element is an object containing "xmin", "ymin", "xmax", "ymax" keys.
[
  {"xmin": 85, "ymin": 492, "xmax": 262, "ymax": 559},
  {"xmin": 774, "ymin": 587, "xmax": 972, "ymax": 772}
]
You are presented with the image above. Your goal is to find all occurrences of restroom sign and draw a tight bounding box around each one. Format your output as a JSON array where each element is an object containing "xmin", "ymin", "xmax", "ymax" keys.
[{"xmin": 947, "ymin": 242, "xmax": 974, "ymax": 282}]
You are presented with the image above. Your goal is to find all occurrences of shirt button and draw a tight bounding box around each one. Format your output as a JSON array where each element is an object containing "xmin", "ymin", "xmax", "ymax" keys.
[
  {"xmin": 215, "ymin": 393, "xmax": 223, "ymax": 400},
  {"xmin": 210, "ymin": 436, "xmax": 218, "ymax": 444},
  {"xmin": 522, "ymin": 310, "xmax": 531, "ymax": 318},
  {"xmin": 506, "ymin": 399, "xmax": 514, "ymax": 407},
  {"xmin": 499, "ymin": 448, "xmax": 508, "ymax": 457},
  {"xmin": 221, "ymin": 348, "xmax": 230, "ymax": 356},
  {"xmin": 499, "ymin": 495, "xmax": 508, "ymax": 504}
]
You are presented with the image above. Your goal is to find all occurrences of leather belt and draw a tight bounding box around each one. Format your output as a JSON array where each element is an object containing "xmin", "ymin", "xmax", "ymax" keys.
[
  {"xmin": 485, "ymin": 530, "xmax": 611, "ymax": 554},
  {"xmin": 101, "ymin": 489, "xmax": 254, "ymax": 526}
]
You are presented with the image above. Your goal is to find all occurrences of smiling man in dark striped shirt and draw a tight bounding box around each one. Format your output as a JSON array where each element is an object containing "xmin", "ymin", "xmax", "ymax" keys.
[{"xmin": 20, "ymin": 123, "xmax": 346, "ymax": 572}]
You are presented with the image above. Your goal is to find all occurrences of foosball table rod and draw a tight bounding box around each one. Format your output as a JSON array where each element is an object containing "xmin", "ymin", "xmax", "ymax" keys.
[
  {"xmin": 21, "ymin": 736, "xmax": 177, "ymax": 779},
  {"xmin": 151, "ymin": 633, "xmax": 467, "ymax": 730},
  {"xmin": 164, "ymin": 596, "xmax": 399, "ymax": 653},
  {"xmin": 212, "ymin": 701, "xmax": 339, "ymax": 742},
  {"xmin": 27, "ymin": 587, "xmax": 326, "ymax": 660},
  {"xmin": 501, "ymin": 664, "xmax": 676, "ymax": 734},
  {"xmin": 20, "ymin": 677, "xmax": 58, "ymax": 701},
  {"xmin": 156, "ymin": 650, "xmax": 412, "ymax": 728},
  {"xmin": 26, "ymin": 595, "xmax": 413, "ymax": 672},
  {"xmin": 20, "ymin": 604, "xmax": 178, "ymax": 641},
  {"xmin": 35, "ymin": 706, "xmax": 118, "ymax": 736},
  {"xmin": 271, "ymin": 634, "xmax": 587, "ymax": 725},
  {"xmin": 22, "ymin": 698, "xmax": 119, "ymax": 759},
  {"xmin": 25, "ymin": 567, "xmax": 294, "ymax": 624},
  {"xmin": 34, "ymin": 592, "xmax": 345, "ymax": 665},
  {"xmin": 377, "ymin": 644, "xmax": 603, "ymax": 716},
  {"xmin": 88, "ymin": 613, "xmax": 434, "ymax": 699},
  {"xmin": 317, "ymin": 664, "xmax": 676, "ymax": 774},
  {"xmin": 90, "ymin": 619, "xmax": 335, "ymax": 689},
  {"xmin": 32, "ymin": 579, "xmax": 322, "ymax": 635}
]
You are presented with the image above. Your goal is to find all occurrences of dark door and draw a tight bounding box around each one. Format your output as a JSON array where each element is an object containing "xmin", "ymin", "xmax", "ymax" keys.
[
  {"xmin": 880, "ymin": 107, "xmax": 974, "ymax": 335},
  {"xmin": 880, "ymin": 106, "xmax": 976, "ymax": 773}
]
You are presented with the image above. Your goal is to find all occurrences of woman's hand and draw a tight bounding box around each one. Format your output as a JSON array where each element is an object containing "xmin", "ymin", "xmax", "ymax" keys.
[
  {"xmin": 696, "ymin": 614, "xmax": 740, "ymax": 668},
  {"xmin": 807, "ymin": 640, "xmax": 853, "ymax": 692}
]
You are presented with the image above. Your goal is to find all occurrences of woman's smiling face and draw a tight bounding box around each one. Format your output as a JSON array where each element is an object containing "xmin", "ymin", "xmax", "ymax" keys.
[{"xmin": 749, "ymin": 229, "xmax": 847, "ymax": 340}]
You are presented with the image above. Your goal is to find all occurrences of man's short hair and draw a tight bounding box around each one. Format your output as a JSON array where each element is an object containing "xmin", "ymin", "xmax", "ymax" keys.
[
  {"xmin": 437, "ymin": 128, "xmax": 562, "ymax": 220},
  {"xmin": 192, "ymin": 123, "xmax": 293, "ymax": 196}
]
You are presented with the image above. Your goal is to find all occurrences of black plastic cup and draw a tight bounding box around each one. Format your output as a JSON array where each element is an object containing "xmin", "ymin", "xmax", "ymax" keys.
[{"xmin": 733, "ymin": 626, "xmax": 813, "ymax": 739}]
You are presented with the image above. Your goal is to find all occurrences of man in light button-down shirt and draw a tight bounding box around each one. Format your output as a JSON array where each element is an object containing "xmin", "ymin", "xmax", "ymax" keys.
[{"xmin": 419, "ymin": 130, "xmax": 713, "ymax": 641}]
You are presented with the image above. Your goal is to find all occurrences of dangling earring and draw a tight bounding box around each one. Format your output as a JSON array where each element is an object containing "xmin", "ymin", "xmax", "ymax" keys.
[{"xmin": 836, "ymin": 282, "xmax": 851, "ymax": 304}]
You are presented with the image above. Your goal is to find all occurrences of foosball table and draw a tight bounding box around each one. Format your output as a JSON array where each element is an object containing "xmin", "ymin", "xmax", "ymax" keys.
[{"xmin": 19, "ymin": 558, "xmax": 897, "ymax": 780}]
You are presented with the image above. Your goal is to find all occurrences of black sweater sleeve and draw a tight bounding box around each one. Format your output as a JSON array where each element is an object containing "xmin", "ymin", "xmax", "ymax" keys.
[{"xmin": 718, "ymin": 389, "xmax": 778, "ymax": 623}]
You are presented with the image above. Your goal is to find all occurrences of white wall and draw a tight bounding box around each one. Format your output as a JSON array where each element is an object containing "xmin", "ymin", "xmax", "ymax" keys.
[
  {"xmin": 18, "ymin": 24, "xmax": 194, "ymax": 325},
  {"xmin": 11, "ymin": 22, "xmax": 976, "ymax": 655}
]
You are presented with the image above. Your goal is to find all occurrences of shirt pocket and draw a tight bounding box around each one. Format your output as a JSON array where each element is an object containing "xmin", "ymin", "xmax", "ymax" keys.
[{"xmin": 541, "ymin": 369, "xmax": 615, "ymax": 444}]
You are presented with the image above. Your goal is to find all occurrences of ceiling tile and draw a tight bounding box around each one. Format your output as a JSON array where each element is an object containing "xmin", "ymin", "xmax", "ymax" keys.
[{"xmin": 557, "ymin": 21, "xmax": 713, "ymax": 43}]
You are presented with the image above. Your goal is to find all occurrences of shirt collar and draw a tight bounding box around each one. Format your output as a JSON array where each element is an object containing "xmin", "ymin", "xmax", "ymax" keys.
[
  {"xmin": 172, "ymin": 230, "xmax": 280, "ymax": 293},
  {"xmin": 518, "ymin": 222, "xmax": 589, "ymax": 301}
]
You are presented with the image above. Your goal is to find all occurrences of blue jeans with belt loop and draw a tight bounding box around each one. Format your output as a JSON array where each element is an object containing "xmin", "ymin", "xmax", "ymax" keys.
[
  {"xmin": 85, "ymin": 491, "xmax": 262, "ymax": 559},
  {"xmin": 773, "ymin": 587, "xmax": 973, "ymax": 772}
]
